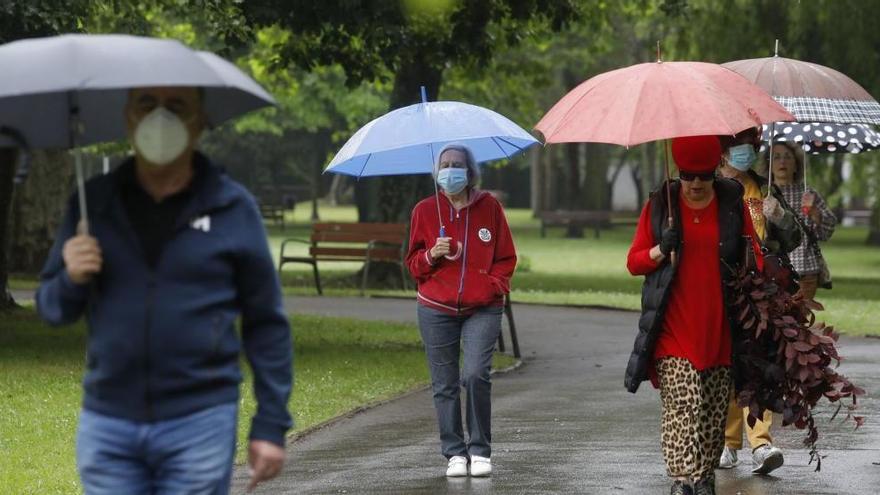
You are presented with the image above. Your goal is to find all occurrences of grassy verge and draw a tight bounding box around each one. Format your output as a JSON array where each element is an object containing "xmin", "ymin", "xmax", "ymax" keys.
[{"xmin": 0, "ymin": 308, "xmax": 515, "ymax": 494}]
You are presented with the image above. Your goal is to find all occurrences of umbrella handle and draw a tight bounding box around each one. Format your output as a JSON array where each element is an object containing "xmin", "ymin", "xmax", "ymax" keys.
[{"xmin": 663, "ymin": 140, "xmax": 678, "ymax": 267}]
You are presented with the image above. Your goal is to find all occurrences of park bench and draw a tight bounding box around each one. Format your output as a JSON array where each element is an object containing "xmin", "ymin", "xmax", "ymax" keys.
[
  {"xmin": 278, "ymin": 222, "xmax": 409, "ymax": 296},
  {"xmin": 841, "ymin": 208, "xmax": 871, "ymax": 227},
  {"xmin": 254, "ymin": 185, "xmax": 300, "ymax": 230},
  {"xmin": 538, "ymin": 210, "xmax": 613, "ymax": 239}
]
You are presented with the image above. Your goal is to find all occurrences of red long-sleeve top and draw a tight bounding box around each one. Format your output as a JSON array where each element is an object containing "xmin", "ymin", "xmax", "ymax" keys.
[{"xmin": 627, "ymin": 194, "xmax": 761, "ymax": 384}]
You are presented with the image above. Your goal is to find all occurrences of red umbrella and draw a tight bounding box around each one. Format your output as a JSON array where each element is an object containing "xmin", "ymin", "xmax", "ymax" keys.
[
  {"xmin": 535, "ymin": 60, "xmax": 795, "ymax": 146},
  {"xmin": 535, "ymin": 59, "xmax": 794, "ymax": 263}
]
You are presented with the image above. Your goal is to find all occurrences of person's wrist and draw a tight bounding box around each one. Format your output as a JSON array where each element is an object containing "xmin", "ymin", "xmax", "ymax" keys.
[{"xmin": 64, "ymin": 268, "xmax": 89, "ymax": 286}]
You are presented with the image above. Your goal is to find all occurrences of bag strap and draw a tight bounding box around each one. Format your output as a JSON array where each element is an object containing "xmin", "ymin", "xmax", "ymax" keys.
[{"xmin": 791, "ymin": 207, "xmax": 823, "ymax": 256}]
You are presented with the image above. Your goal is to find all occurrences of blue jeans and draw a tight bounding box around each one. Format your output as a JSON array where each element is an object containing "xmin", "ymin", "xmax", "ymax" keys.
[
  {"xmin": 76, "ymin": 402, "xmax": 238, "ymax": 495},
  {"xmin": 417, "ymin": 304, "xmax": 503, "ymax": 459}
]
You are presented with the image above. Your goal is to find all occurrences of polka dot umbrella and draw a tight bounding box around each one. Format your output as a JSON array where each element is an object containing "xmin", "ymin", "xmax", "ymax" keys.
[
  {"xmin": 760, "ymin": 122, "xmax": 880, "ymax": 154},
  {"xmin": 760, "ymin": 121, "xmax": 880, "ymax": 191}
]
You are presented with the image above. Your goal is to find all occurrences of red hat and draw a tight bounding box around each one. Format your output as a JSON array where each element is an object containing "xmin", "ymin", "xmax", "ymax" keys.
[{"xmin": 671, "ymin": 135, "xmax": 721, "ymax": 173}]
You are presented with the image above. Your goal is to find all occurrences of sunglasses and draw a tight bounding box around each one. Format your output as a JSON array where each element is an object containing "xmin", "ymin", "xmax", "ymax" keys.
[
  {"xmin": 438, "ymin": 160, "xmax": 467, "ymax": 169},
  {"xmin": 679, "ymin": 171, "xmax": 716, "ymax": 182}
]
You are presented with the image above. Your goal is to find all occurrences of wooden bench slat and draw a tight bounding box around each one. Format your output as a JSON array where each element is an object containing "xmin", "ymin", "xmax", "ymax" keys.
[
  {"xmin": 312, "ymin": 222, "xmax": 408, "ymax": 234},
  {"xmin": 310, "ymin": 233, "xmax": 406, "ymax": 244},
  {"xmin": 309, "ymin": 247, "xmax": 401, "ymax": 260}
]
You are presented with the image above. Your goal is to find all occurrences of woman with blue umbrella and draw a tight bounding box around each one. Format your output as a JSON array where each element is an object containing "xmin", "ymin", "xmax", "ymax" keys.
[{"xmin": 405, "ymin": 143, "xmax": 517, "ymax": 478}]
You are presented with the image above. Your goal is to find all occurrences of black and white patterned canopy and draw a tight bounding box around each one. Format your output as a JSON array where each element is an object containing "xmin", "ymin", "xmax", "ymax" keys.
[
  {"xmin": 774, "ymin": 97, "xmax": 880, "ymax": 125},
  {"xmin": 761, "ymin": 122, "xmax": 880, "ymax": 154}
]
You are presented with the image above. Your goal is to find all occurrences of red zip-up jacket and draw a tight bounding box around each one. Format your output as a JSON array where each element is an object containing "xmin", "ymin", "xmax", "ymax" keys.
[{"xmin": 407, "ymin": 189, "xmax": 517, "ymax": 315}]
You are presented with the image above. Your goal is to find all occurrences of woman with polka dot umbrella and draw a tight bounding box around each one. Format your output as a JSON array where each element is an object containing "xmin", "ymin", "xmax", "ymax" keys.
[{"xmin": 759, "ymin": 121, "xmax": 880, "ymax": 193}]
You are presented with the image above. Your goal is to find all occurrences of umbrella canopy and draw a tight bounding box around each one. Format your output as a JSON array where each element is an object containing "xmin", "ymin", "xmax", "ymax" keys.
[
  {"xmin": 535, "ymin": 61, "xmax": 795, "ymax": 147},
  {"xmin": 324, "ymin": 99, "xmax": 539, "ymax": 177},
  {"xmin": 0, "ymin": 34, "xmax": 275, "ymax": 148},
  {"xmin": 761, "ymin": 122, "xmax": 880, "ymax": 154},
  {"xmin": 722, "ymin": 56, "xmax": 880, "ymax": 125}
]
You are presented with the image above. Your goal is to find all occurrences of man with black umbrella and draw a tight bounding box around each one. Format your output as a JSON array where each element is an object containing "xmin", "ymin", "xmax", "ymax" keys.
[{"xmin": 36, "ymin": 86, "xmax": 293, "ymax": 494}]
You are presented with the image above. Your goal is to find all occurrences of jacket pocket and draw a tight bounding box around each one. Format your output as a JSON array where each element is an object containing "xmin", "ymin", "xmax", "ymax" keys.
[{"xmin": 461, "ymin": 270, "xmax": 500, "ymax": 307}]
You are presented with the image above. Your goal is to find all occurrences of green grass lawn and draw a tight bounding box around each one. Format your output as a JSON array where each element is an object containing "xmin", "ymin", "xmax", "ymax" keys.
[
  {"xmin": 259, "ymin": 202, "xmax": 879, "ymax": 336},
  {"xmin": 0, "ymin": 308, "xmax": 515, "ymax": 494}
]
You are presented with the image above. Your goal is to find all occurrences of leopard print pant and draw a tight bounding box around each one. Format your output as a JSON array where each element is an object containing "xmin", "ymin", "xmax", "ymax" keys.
[{"xmin": 657, "ymin": 357, "xmax": 731, "ymax": 480}]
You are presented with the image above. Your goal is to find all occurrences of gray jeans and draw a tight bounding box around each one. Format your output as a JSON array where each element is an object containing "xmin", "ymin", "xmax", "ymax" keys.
[{"xmin": 417, "ymin": 304, "xmax": 503, "ymax": 459}]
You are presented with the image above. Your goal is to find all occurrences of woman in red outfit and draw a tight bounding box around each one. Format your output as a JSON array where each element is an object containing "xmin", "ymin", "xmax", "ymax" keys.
[
  {"xmin": 406, "ymin": 144, "xmax": 517, "ymax": 478},
  {"xmin": 625, "ymin": 135, "xmax": 761, "ymax": 495}
]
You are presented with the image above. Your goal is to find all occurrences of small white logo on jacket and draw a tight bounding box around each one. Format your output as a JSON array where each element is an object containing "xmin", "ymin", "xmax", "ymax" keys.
[
  {"xmin": 478, "ymin": 228, "xmax": 491, "ymax": 242},
  {"xmin": 190, "ymin": 215, "xmax": 211, "ymax": 233}
]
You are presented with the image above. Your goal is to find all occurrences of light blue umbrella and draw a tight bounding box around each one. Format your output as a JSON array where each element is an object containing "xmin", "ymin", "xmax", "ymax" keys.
[
  {"xmin": 324, "ymin": 88, "xmax": 539, "ymax": 177},
  {"xmin": 0, "ymin": 34, "xmax": 275, "ymax": 232},
  {"xmin": 325, "ymin": 88, "xmax": 538, "ymax": 235}
]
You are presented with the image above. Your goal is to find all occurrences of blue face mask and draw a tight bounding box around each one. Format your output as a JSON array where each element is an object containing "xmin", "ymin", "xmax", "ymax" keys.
[
  {"xmin": 437, "ymin": 167, "xmax": 468, "ymax": 194},
  {"xmin": 728, "ymin": 144, "xmax": 756, "ymax": 171}
]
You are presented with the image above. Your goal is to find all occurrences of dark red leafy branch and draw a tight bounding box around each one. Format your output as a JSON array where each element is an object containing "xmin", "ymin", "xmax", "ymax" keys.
[{"xmin": 728, "ymin": 266, "xmax": 866, "ymax": 471}]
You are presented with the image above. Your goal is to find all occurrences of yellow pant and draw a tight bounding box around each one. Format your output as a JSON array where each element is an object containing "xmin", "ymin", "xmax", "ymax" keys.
[{"xmin": 725, "ymin": 393, "xmax": 773, "ymax": 450}]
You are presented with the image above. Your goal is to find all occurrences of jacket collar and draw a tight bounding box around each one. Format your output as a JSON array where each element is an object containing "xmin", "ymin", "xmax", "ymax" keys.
[
  {"xmin": 88, "ymin": 151, "xmax": 238, "ymax": 220},
  {"xmin": 436, "ymin": 188, "xmax": 490, "ymax": 211}
]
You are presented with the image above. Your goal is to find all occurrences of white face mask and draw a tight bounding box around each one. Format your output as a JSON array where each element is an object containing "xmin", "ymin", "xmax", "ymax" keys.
[{"xmin": 133, "ymin": 107, "xmax": 191, "ymax": 166}]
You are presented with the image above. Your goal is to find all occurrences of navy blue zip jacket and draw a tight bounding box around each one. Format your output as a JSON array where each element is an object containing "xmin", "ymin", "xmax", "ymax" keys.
[{"xmin": 36, "ymin": 153, "xmax": 293, "ymax": 446}]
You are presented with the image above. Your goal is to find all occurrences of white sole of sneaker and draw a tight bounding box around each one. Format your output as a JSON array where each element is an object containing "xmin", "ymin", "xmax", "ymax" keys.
[{"xmin": 752, "ymin": 452, "xmax": 784, "ymax": 474}]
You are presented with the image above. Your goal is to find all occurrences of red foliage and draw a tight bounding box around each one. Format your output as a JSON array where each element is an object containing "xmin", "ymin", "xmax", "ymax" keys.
[{"xmin": 728, "ymin": 266, "xmax": 865, "ymax": 471}]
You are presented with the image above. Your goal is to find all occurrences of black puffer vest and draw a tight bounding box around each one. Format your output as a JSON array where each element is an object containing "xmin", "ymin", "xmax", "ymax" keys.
[{"xmin": 624, "ymin": 178, "xmax": 746, "ymax": 393}]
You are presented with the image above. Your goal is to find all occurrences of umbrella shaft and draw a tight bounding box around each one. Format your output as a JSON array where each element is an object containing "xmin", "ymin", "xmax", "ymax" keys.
[{"xmin": 75, "ymin": 148, "xmax": 89, "ymax": 234}]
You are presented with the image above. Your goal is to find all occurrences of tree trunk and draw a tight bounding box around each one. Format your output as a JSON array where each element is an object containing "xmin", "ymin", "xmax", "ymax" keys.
[
  {"xmin": 9, "ymin": 150, "xmax": 74, "ymax": 273},
  {"xmin": 356, "ymin": 57, "xmax": 443, "ymax": 288},
  {"xmin": 584, "ymin": 143, "xmax": 612, "ymax": 210},
  {"xmin": 0, "ymin": 149, "xmax": 16, "ymax": 310},
  {"xmin": 530, "ymin": 146, "xmax": 542, "ymax": 218},
  {"xmin": 370, "ymin": 59, "xmax": 442, "ymax": 223},
  {"xmin": 543, "ymin": 146, "xmax": 557, "ymax": 211},
  {"xmin": 564, "ymin": 143, "xmax": 584, "ymax": 238},
  {"xmin": 327, "ymin": 174, "xmax": 344, "ymax": 206},
  {"xmin": 826, "ymin": 154, "xmax": 845, "ymax": 209},
  {"xmin": 565, "ymin": 143, "xmax": 581, "ymax": 209},
  {"xmin": 310, "ymin": 130, "xmax": 333, "ymax": 222},
  {"xmin": 868, "ymin": 205, "xmax": 880, "ymax": 246}
]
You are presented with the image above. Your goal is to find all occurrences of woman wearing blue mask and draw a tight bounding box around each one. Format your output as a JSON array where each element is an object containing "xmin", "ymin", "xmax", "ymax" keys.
[
  {"xmin": 405, "ymin": 143, "xmax": 517, "ymax": 478},
  {"xmin": 716, "ymin": 128, "xmax": 801, "ymax": 476}
]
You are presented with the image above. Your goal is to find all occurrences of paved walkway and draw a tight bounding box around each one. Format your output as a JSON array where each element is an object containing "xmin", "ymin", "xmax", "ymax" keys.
[{"xmin": 230, "ymin": 296, "xmax": 880, "ymax": 495}]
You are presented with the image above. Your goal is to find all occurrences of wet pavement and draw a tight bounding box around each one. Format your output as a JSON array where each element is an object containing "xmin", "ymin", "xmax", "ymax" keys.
[
  {"xmin": 12, "ymin": 289, "xmax": 878, "ymax": 493},
  {"xmin": 231, "ymin": 296, "xmax": 880, "ymax": 495}
]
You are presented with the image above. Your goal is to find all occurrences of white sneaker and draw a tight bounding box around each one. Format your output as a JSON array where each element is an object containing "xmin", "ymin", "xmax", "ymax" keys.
[
  {"xmin": 470, "ymin": 455, "xmax": 492, "ymax": 477},
  {"xmin": 752, "ymin": 444, "xmax": 784, "ymax": 474},
  {"xmin": 718, "ymin": 446, "xmax": 738, "ymax": 469},
  {"xmin": 446, "ymin": 456, "xmax": 468, "ymax": 477}
]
